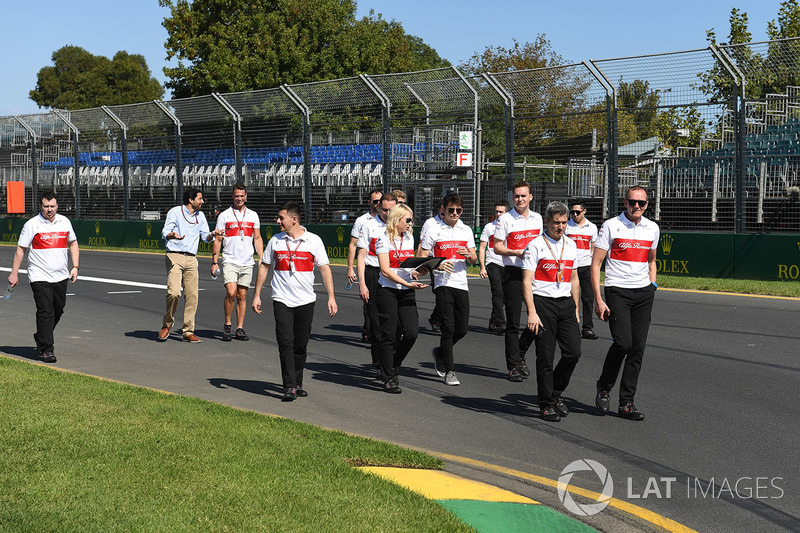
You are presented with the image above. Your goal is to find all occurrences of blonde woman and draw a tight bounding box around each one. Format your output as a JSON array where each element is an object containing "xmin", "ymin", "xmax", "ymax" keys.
[{"xmin": 375, "ymin": 204, "xmax": 428, "ymax": 393}]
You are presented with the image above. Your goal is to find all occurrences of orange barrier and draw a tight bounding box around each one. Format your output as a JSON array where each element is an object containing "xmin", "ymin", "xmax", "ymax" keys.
[{"xmin": 6, "ymin": 181, "xmax": 25, "ymax": 214}]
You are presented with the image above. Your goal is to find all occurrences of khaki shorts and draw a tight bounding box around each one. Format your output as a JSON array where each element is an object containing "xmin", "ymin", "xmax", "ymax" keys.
[{"xmin": 222, "ymin": 262, "xmax": 254, "ymax": 287}]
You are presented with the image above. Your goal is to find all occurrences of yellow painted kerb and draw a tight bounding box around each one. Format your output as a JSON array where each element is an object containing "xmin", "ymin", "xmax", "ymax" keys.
[{"xmin": 358, "ymin": 466, "xmax": 538, "ymax": 504}]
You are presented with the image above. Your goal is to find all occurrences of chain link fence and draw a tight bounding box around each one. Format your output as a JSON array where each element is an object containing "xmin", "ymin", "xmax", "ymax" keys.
[{"xmin": 2, "ymin": 37, "xmax": 800, "ymax": 233}]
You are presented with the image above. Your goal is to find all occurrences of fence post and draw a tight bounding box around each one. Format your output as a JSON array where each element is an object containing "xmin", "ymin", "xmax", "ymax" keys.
[
  {"xmin": 482, "ymin": 74, "xmax": 514, "ymax": 199},
  {"xmin": 361, "ymin": 74, "xmax": 392, "ymax": 194},
  {"xmin": 101, "ymin": 106, "xmax": 129, "ymax": 220},
  {"xmin": 154, "ymin": 100, "xmax": 183, "ymax": 204},
  {"xmin": 281, "ymin": 85, "xmax": 313, "ymax": 221},
  {"xmin": 13, "ymin": 116, "xmax": 38, "ymax": 214},
  {"xmin": 52, "ymin": 110, "xmax": 81, "ymax": 219},
  {"xmin": 212, "ymin": 93, "xmax": 242, "ymax": 184}
]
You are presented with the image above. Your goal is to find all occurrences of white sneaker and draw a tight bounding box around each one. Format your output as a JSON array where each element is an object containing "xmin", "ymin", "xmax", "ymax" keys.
[{"xmin": 444, "ymin": 371, "xmax": 460, "ymax": 386}]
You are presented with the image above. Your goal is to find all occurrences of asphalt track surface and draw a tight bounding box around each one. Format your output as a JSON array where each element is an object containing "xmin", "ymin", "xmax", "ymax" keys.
[{"xmin": 1, "ymin": 247, "xmax": 799, "ymax": 532}]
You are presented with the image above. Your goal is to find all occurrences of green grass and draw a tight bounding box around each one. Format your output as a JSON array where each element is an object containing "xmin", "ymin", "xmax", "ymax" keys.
[{"xmin": 0, "ymin": 358, "xmax": 472, "ymax": 532}]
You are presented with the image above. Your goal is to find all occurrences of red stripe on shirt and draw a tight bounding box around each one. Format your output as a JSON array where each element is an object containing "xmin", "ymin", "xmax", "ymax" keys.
[
  {"xmin": 32, "ymin": 232, "xmax": 69, "ymax": 249},
  {"xmin": 225, "ymin": 221, "xmax": 255, "ymax": 238},
  {"xmin": 274, "ymin": 250, "xmax": 315, "ymax": 271},
  {"xmin": 569, "ymin": 234, "xmax": 592, "ymax": 250},
  {"xmin": 534, "ymin": 259, "xmax": 574, "ymax": 282},
  {"xmin": 434, "ymin": 240, "xmax": 467, "ymax": 259},
  {"xmin": 506, "ymin": 229, "xmax": 540, "ymax": 250},
  {"xmin": 609, "ymin": 239, "xmax": 652, "ymax": 262},
  {"xmin": 389, "ymin": 249, "xmax": 414, "ymax": 269}
]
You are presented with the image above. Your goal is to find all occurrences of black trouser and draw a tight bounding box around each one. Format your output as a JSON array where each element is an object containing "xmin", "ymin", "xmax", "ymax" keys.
[
  {"xmin": 576, "ymin": 265, "xmax": 594, "ymax": 330},
  {"xmin": 502, "ymin": 265, "xmax": 524, "ymax": 370},
  {"xmin": 364, "ymin": 265, "xmax": 381, "ymax": 366},
  {"xmin": 273, "ymin": 300, "xmax": 315, "ymax": 389},
  {"xmin": 376, "ymin": 286, "xmax": 419, "ymax": 382},
  {"xmin": 435, "ymin": 286, "xmax": 470, "ymax": 372},
  {"xmin": 31, "ymin": 279, "xmax": 68, "ymax": 353},
  {"xmin": 486, "ymin": 262, "xmax": 505, "ymax": 327},
  {"xmin": 597, "ymin": 284, "xmax": 656, "ymax": 405},
  {"xmin": 530, "ymin": 295, "xmax": 582, "ymax": 408}
]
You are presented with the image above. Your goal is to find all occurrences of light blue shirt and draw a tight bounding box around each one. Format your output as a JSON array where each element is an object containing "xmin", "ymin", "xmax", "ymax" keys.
[{"xmin": 162, "ymin": 205, "xmax": 213, "ymax": 254}]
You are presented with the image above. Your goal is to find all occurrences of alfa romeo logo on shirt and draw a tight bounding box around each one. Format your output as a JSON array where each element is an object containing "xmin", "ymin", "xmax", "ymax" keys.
[{"xmin": 557, "ymin": 459, "xmax": 614, "ymax": 516}]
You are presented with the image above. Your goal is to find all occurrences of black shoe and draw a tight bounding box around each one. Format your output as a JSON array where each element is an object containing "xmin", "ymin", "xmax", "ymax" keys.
[
  {"xmin": 488, "ymin": 323, "xmax": 505, "ymax": 335},
  {"xmin": 296, "ymin": 387, "xmax": 308, "ymax": 398},
  {"xmin": 618, "ymin": 402, "xmax": 645, "ymax": 421},
  {"xmin": 518, "ymin": 358, "xmax": 531, "ymax": 378},
  {"xmin": 540, "ymin": 406, "xmax": 561, "ymax": 422},
  {"xmin": 282, "ymin": 387, "xmax": 297, "ymax": 402},
  {"xmin": 234, "ymin": 328, "xmax": 249, "ymax": 341},
  {"xmin": 428, "ymin": 318, "xmax": 441, "ymax": 333},
  {"xmin": 383, "ymin": 377, "xmax": 401, "ymax": 394},
  {"xmin": 595, "ymin": 390, "xmax": 610, "ymax": 412},
  {"xmin": 507, "ymin": 367, "xmax": 524, "ymax": 382},
  {"xmin": 222, "ymin": 324, "xmax": 232, "ymax": 342},
  {"xmin": 42, "ymin": 351, "xmax": 57, "ymax": 363},
  {"xmin": 375, "ymin": 367, "xmax": 382, "ymax": 380},
  {"xmin": 432, "ymin": 347, "xmax": 445, "ymax": 377},
  {"xmin": 582, "ymin": 328, "xmax": 599, "ymax": 340},
  {"xmin": 553, "ymin": 397, "xmax": 569, "ymax": 417}
]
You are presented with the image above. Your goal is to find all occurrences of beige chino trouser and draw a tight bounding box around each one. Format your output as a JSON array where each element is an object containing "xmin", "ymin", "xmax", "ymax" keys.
[{"xmin": 163, "ymin": 252, "xmax": 199, "ymax": 336}]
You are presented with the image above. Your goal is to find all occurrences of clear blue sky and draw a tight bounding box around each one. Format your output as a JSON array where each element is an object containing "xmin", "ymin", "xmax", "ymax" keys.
[{"xmin": 0, "ymin": 1, "xmax": 782, "ymax": 116}]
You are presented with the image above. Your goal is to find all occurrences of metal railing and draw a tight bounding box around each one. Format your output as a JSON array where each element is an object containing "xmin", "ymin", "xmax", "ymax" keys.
[{"xmin": 3, "ymin": 38, "xmax": 800, "ymax": 233}]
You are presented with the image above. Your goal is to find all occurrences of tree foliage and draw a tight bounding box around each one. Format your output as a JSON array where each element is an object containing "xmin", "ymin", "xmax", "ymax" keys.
[
  {"xmin": 159, "ymin": 0, "xmax": 449, "ymax": 98},
  {"xmin": 30, "ymin": 46, "xmax": 164, "ymax": 110}
]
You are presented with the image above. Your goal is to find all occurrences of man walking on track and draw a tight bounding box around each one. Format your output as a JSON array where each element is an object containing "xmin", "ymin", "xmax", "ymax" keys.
[
  {"xmin": 252, "ymin": 202, "xmax": 338, "ymax": 402},
  {"xmin": 8, "ymin": 191, "xmax": 80, "ymax": 363},
  {"xmin": 479, "ymin": 200, "xmax": 508, "ymax": 335},
  {"xmin": 347, "ymin": 189, "xmax": 382, "ymax": 342},
  {"xmin": 419, "ymin": 192, "xmax": 477, "ymax": 386},
  {"xmin": 591, "ymin": 186, "xmax": 659, "ymax": 421},
  {"xmin": 212, "ymin": 183, "xmax": 263, "ymax": 342},
  {"xmin": 159, "ymin": 188, "xmax": 225, "ymax": 343},
  {"xmin": 521, "ymin": 201, "xmax": 582, "ymax": 422},
  {"xmin": 565, "ymin": 200, "xmax": 599, "ymax": 340},
  {"xmin": 493, "ymin": 181, "xmax": 543, "ymax": 382}
]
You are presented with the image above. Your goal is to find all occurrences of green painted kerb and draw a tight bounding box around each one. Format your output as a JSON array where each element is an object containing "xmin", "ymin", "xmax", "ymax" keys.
[{"xmin": 438, "ymin": 500, "xmax": 596, "ymax": 533}]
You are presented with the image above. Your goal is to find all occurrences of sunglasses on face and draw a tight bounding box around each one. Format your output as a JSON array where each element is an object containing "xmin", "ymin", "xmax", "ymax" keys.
[
  {"xmin": 448, "ymin": 207, "xmax": 463, "ymax": 215},
  {"xmin": 372, "ymin": 199, "xmax": 381, "ymax": 204},
  {"xmin": 627, "ymin": 199, "xmax": 648, "ymax": 207},
  {"xmin": 570, "ymin": 210, "xmax": 582, "ymax": 216},
  {"xmin": 404, "ymin": 218, "xmax": 414, "ymax": 224}
]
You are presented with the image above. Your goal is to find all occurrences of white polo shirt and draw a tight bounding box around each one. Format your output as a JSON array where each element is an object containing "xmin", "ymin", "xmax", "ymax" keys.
[
  {"xmin": 494, "ymin": 208, "xmax": 543, "ymax": 267},
  {"xmin": 18, "ymin": 213, "xmax": 76, "ymax": 283},
  {"xmin": 565, "ymin": 218, "xmax": 598, "ymax": 267},
  {"xmin": 375, "ymin": 230, "xmax": 416, "ymax": 289},
  {"xmin": 418, "ymin": 214, "xmax": 442, "ymax": 249},
  {"xmin": 215, "ymin": 206, "xmax": 260, "ymax": 266},
  {"xmin": 480, "ymin": 221, "xmax": 503, "ymax": 267},
  {"xmin": 356, "ymin": 216, "xmax": 387, "ymax": 268},
  {"xmin": 595, "ymin": 212, "xmax": 659, "ymax": 289},
  {"xmin": 523, "ymin": 233, "xmax": 578, "ymax": 299},
  {"xmin": 351, "ymin": 211, "xmax": 374, "ymax": 240},
  {"xmin": 420, "ymin": 217, "xmax": 476, "ymax": 291},
  {"xmin": 263, "ymin": 229, "xmax": 329, "ymax": 307}
]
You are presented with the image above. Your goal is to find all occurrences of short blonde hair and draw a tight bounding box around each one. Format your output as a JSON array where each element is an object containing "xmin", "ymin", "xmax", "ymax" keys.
[
  {"xmin": 391, "ymin": 189, "xmax": 406, "ymax": 202},
  {"xmin": 386, "ymin": 204, "xmax": 413, "ymax": 241}
]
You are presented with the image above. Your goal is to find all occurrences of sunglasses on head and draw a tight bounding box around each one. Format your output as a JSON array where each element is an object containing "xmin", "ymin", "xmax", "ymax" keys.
[
  {"xmin": 404, "ymin": 218, "xmax": 414, "ymax": 224},
  {"xmin": 448, "ymin": 207, "xmax": 463, "ymax": 215},
  {"xmin": 627, "ymin": 199, "xmax": 647, "ymax": 207}
]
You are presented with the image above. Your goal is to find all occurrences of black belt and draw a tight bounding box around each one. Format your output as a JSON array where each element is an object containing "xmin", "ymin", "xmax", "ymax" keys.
[{"xmin": 168, "ymin": 251, "xmax": 196, "ymax": 256}]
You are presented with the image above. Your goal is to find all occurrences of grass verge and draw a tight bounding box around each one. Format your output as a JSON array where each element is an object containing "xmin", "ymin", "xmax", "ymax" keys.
[{"xmin": 0, "ymin": 357, "xmax": 471, "ymax": 532}]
